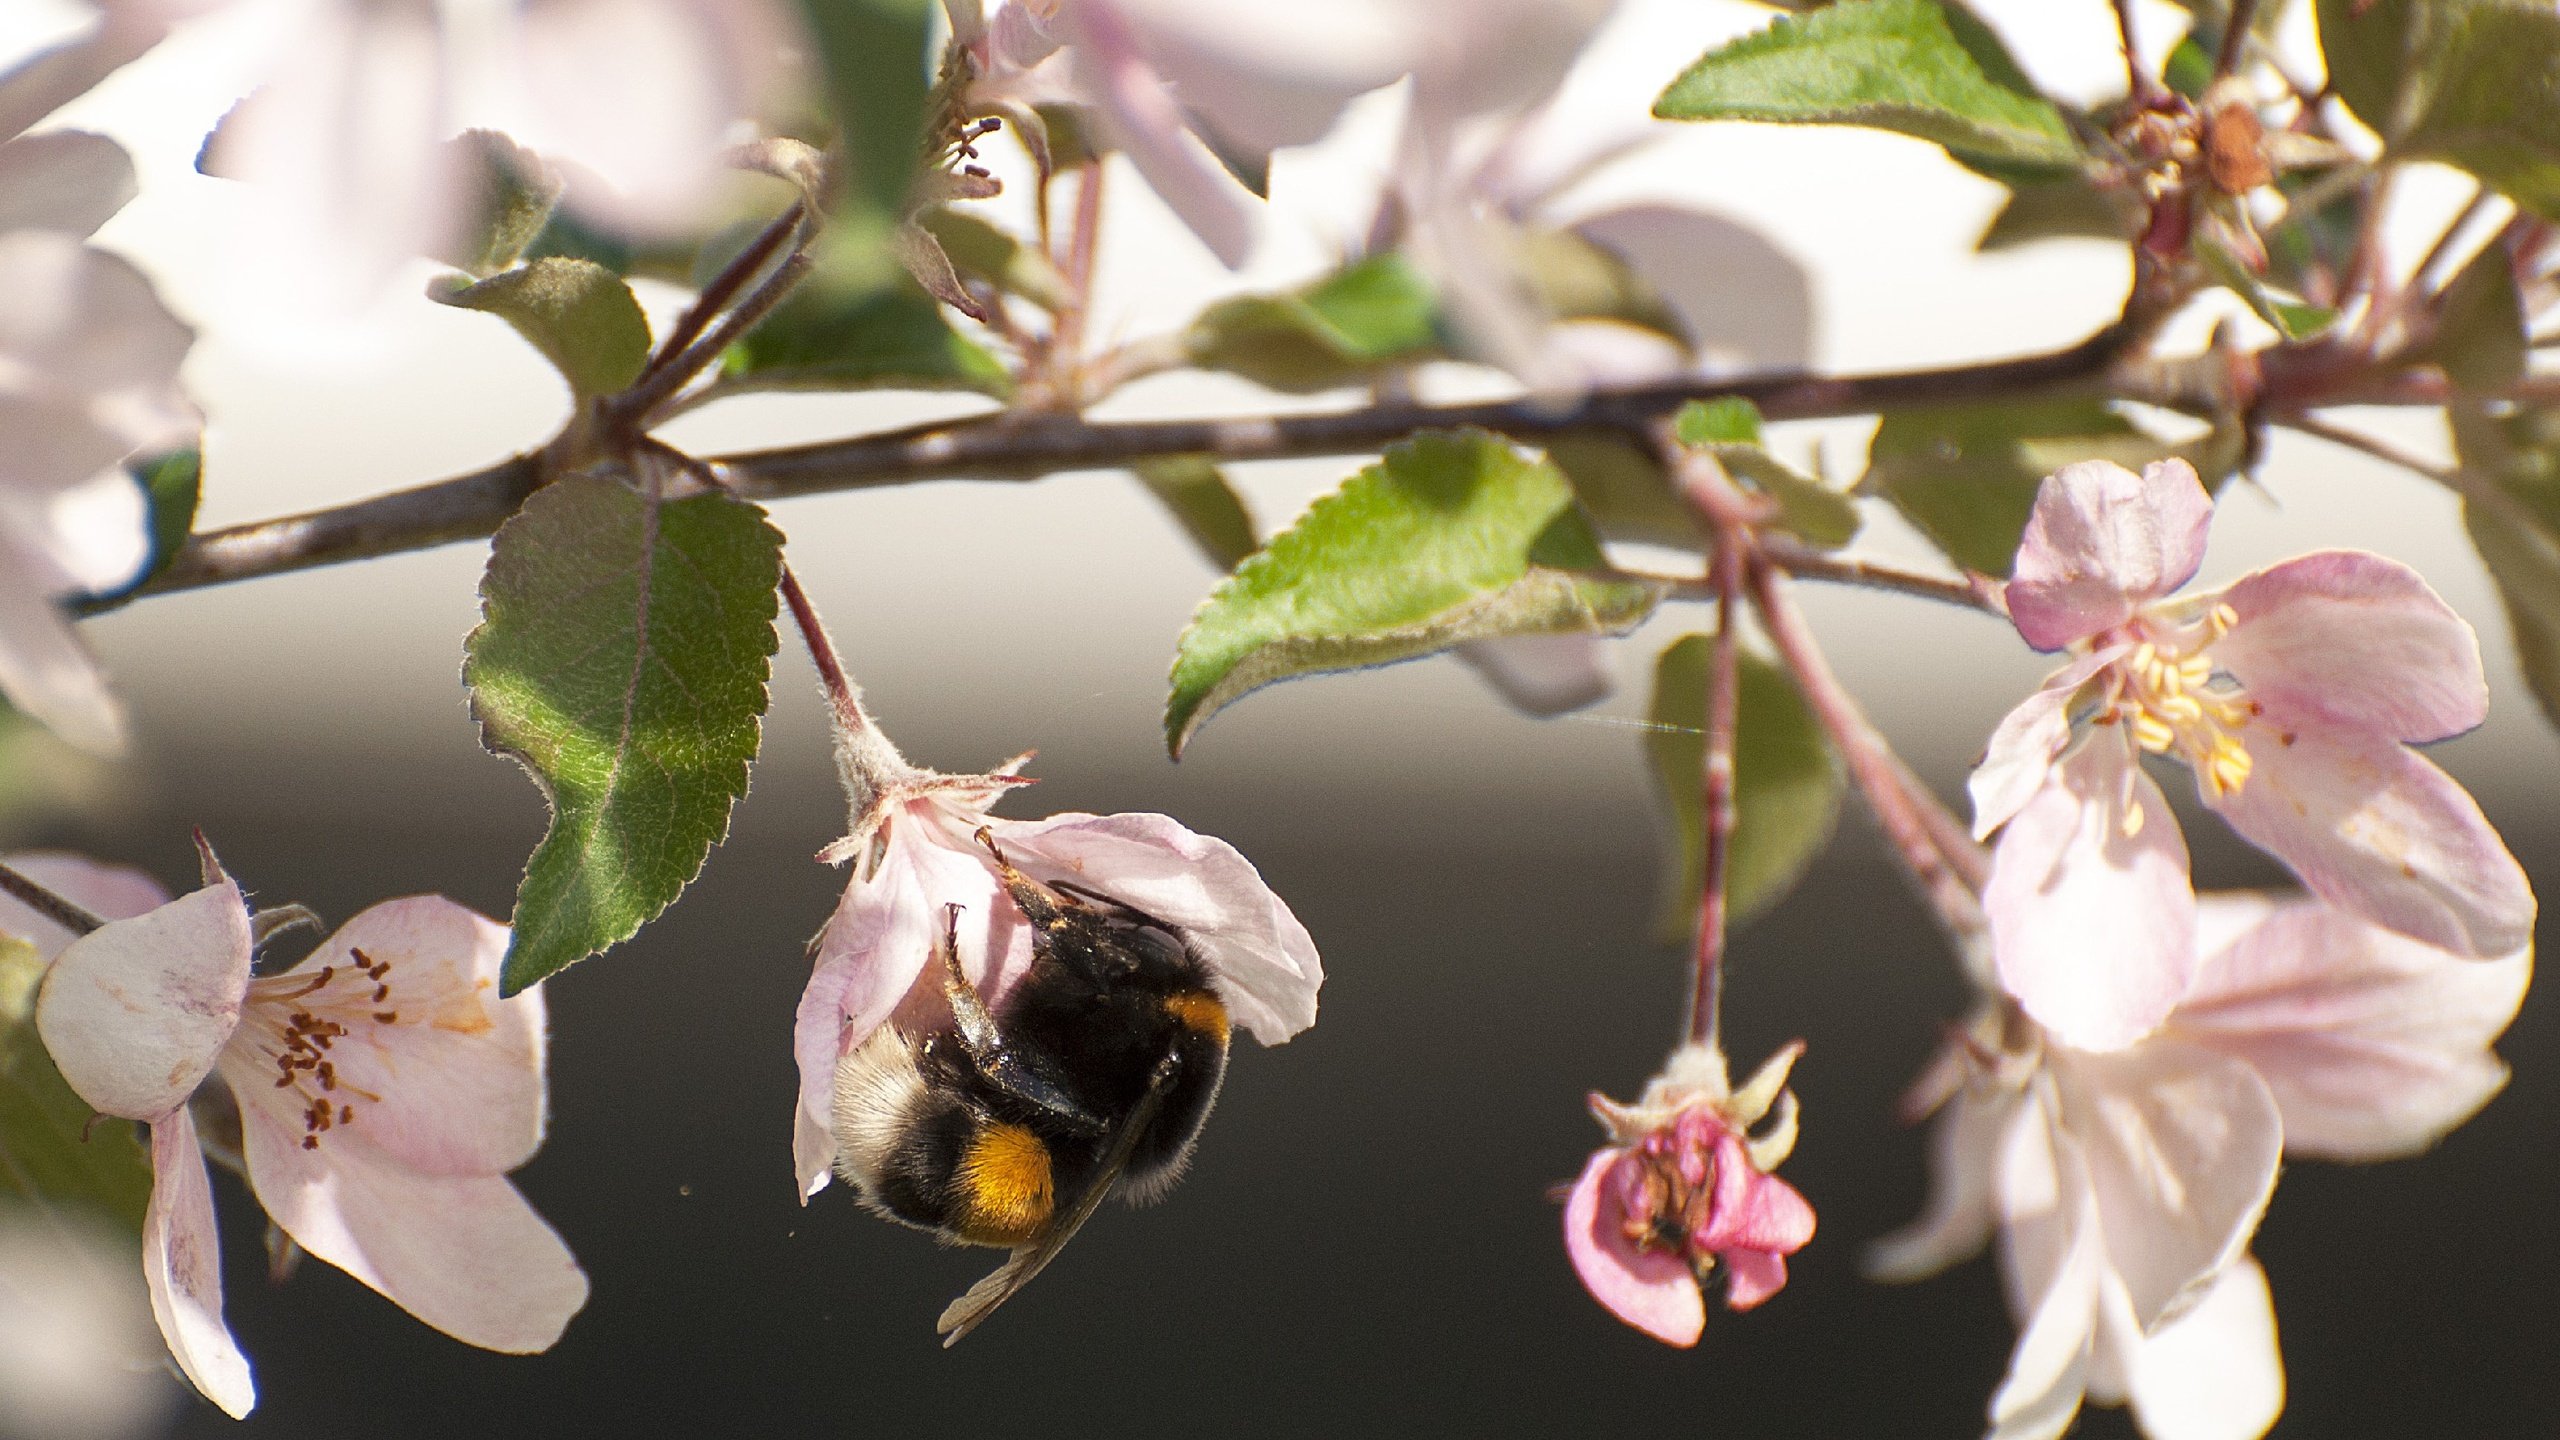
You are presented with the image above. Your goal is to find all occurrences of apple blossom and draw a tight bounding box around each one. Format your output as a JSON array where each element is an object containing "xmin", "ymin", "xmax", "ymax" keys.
[
  {"xmin": 792, "ymin": 713, "xmax": 1322, "ymax": 1199},
  {"xmin": 18, "ymin": 849, "xmax": 586, "ymax": 1419},
  {"xmin": 1873, "ymin": 893, "xmax": 2529, "ymax": 1440},
  {"xmin": 1972, "ymin": 457, "xmax": 2532, "ymax": 1050},
  {"xmin": 1561, "ymin": 1040, "xmax": 1814, "ymax": 1346},
  {"xmin": 0, "ymin": 121, "xmax": 193, "ymax": 755}
]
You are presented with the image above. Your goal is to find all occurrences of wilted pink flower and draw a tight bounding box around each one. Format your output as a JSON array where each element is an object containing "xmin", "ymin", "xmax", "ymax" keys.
[
  {"xmin": 1971, "ymin": 457, "xmax": 2531, "ymax": 1050},
  {"xmin": 792, "ymin": 727, "xmax": 1321, "ymax": 1198},
  {"xmin": 0, "ymin": 125, "xmax": 193, "ymax": 754},
  {"xmin": 1561, "ymin": 1041, "xmax": 1814, "ymax": 1346},
  {"xmin": 20, "ymin": 849, "xmax": 586, "ymax": 1418},
  {"xmin": 1873, "ymin": 893, "xmax": 2528, "ymax": 1440}
]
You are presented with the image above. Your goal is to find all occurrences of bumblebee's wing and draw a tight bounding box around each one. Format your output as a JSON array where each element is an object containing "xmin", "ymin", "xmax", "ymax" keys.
[{"xmin": 935, "ymin": 1052, "xmax": 1181, "ymax": 1347}]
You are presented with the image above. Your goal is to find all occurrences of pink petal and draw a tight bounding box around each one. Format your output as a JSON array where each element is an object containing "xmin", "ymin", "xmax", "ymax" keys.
[
  {"xmin": 2173, "ymin": 896, "xmax": 2529, "ymax": 1159},
  {"xmin": 1867, "ymin": 1080, "xmax": 2016, "ymax": 1284},
  {"xmin": 1969, "ymin": 649, "xmax": 2120, "ymax": 840},
  {"xmin": 991, "ymin": 810, "xmax": 1322, "ymax": 1042},
  {"xmin": 2213, "ymin": 551, "xmax": 2486, "ymax": 743},
  {"xmin": 2206, "ymin": 725, "xmax": 2533, "ymax": 958},
  {"xmin": 235, "ymin": 898, "xmax": 544, "ymax": 1176},
  {"xmin": 0, "ymin": 557, "xmax": 125, "ymax": 754},
  {"xmin": 142, "ymin": 1106, "xmax": 253, "ymax": 1419},
  {"xmin": 36, "ymin": 880, "xmax": 250, "ymax": 1120},
  {"xmin": 2050, "ymin": 1040, "xmax": 2279, "ymax": 1330},
  {"xmin": 1561, "ymin": 1149, "xmax": 1703, "ymax": 1346},
  {"xmin": 2007, "ymin": 459, "xmax": 2214, "ymax": 651},
  {"xmin": 1695, "ymin": 1131, "xmax": 1814, "ymax": 1256},
  {"xmin": 1987, "ymin": 1091, "xmax": 2101, "ymax": 1440},
  {"xmin": 1985, "ymin": 741, "xmax": 2197, "ymax": 1052},
  {"xmin": 1721, "ymin": 1248, "xmax": 1789, "ymax": 1311},
  {"xmin": 241, "ymin": 1115, "xmax": 587, "ymax": 1353},
  {"xmin": 1064, "ymin": 5, "xmax": 1258, "ymax": 267},
  {"xmin": 1452, "ymin": 635, "xmax": 1614, "ymax": 716},
  {"xmin": 2125, "ymin": 1256, "xmax": 2286, "ymax": 1440},
  {"xmin": 0, "ymin": 851, "xmax": 167, "ymax": 957}
]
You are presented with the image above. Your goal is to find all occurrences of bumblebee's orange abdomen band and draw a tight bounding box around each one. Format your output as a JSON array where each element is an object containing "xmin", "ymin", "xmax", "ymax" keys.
[{"xmin": 953, "ymin": 1121, "xmax": 1055, "ymax": 1245}]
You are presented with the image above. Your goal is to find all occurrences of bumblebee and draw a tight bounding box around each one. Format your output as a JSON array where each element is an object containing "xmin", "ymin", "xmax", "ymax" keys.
[{"xmin": 832, "ymin": 829, "xmax": 1231, "ymax": 1344}]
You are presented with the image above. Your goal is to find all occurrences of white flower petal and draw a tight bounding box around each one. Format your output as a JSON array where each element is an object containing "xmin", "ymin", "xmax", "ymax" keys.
[
  {"xmin": 1571, "ymin": 205, "xmax": 1813, "ymax": 371},
  {"xmin": 141, "ymin": 1106, "xmax": 253, "ymax": 1419},
  {"xmin": 1970, "ymin": 651, "xmax": 2117, "ymax": 840},
  {"xmin": 0, "ymin": 131, "xmax": 137, "ymax": 238},
  {"xmin": 36, "ymin": 880, "xmax": 250, "ymax": 1119},
  {"xmin": 1065, "ymin": 19, "xmax": 1258, "ymax": 267},
  {"xmin": 0, "ymin": 553, "xmax": 124, "ymax": 754},
  {"xmin": 992, "ymin": 810, "xmax": 1322, "ymax": 1042},
  {"xmin": 2172, "ymin": 898, "xmax": 2529, "ymax": 1159},
  {"xmin": 2007, "ymin": 459, "xmax": 2213, "ymax": 651},
  {"xmin": 241, "ymin": 1117, "xmax": 587, "ymax": 1353},
  {"xmin": 1103, "ymin": 0, "xmax": 1416, "ymax": 152},
  {"xmin": 1867, "ymin": 1079, "xmax": 2015, "ymax": 1284},
  {"xmin": 2126, "ymin": 1257, "xmax": 2285, "ymax": 1440},
  {"xmin": 2051, "ymin": 1040, "xmax": 2280, "ymax": 1330},
  {"xmin": 1988, "ymin": 1085, "xmax": 2100, "ymax": 1440}
]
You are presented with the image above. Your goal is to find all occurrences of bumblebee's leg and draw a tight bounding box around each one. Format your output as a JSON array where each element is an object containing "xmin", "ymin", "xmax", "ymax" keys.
[
  {"xmin": 934, "ymin": 903, "xmax": 1108, "ymax": 1136},
  {"xmin": 971, "ymin": 825, "xmax": 1076, "ymax": 928}
]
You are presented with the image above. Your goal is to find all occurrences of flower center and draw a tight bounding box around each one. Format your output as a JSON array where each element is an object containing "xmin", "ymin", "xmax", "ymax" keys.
[
  {"xmin": 243, "ymin": 947, "xmax": 402, "ymax": 1150},
  {"xmin": 2100, "ymin": 603, "xmax": 2260, "ymax": 807},
  {"xmin": 1616, "ymin": 1125, "xmax": 1723, "ymax": 1273}
]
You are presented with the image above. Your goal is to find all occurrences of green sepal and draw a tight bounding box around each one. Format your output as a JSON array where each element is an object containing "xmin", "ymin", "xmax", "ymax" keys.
[
  {"xmin": 1185, "ymin": 254, "xmax": 1443, "ymax": 393},
  {"xmin": 1165, "ymin": 429, "xmax": 1659, "ymax": 755},
  {"xmin": 1655, "ymin": 0, "xmax": 2083, "ymax": 173},
  {"xmin": 917, "ymin": 208, "xmax": 1072, "ymax": 312},
  {"xmin": 0, "ymin": 937, "xmax": 151, "ymax": 1236},
  {"xmin": 2197, "ymin": 240, "xmax": 2337, "ymax": 341},
  {"xmin": 431, "ymin": 258, "xmax": 653, "ymax": 400},
  {"xmin": 465, "ymin": 474, "xmax": 783, "ymax": 993},
  {"xmin": 1646, "ymin": 635, "xmax": 1845, "ymax": 940}
]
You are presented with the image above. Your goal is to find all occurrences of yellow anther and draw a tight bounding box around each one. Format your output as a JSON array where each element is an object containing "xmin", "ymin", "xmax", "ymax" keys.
[
  {"xmin": 2157, "ymin": 694, "xmax": 2206, "ymax": 724},
  {"xmin": 2158, "ymin": 661, "xmax": 2186, "ymax": 697},
  {"xmin": 2131, "ymin": 712, "xmax": 2176, "ymax": 752},
  {"xmin": 2121, "ymin": 800, "xmax": 2147, "ymax": 839},
  {"xmin": 2130, "ymin": 641, "xmax": 2157, "ymax": 675},
  {"xmin": 2213, "ymin": 602, "xmax": 2239, "ymax": 634},
  {"xmin": 2179, "ymin": 654, "xmax": 2214, "ymax": 688}
]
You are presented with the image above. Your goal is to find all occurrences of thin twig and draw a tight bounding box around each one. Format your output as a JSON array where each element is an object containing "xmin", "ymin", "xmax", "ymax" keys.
[
  {"xmin": 622, "ymin": 201, "xmax": 808, "ymax": 414},
  {"xmin": 2111, "ymin": 0, "xmax": 2155, "ymax": 102},
  {"xmin": 2215, "ymin": 0, "xmax": 2260, "ymax": 79},
  {"xmin": 778, "ymin": 564, "xmax": 870, "ymax": 736},
  {"xmin": 1755, "ymin": 537, "xmax": 2000, "ymax": 613},
  {"xmin": 1686, "ymin": 522, "xmax": 1744, "ymax": 1049},
  {"xmin": 0, "ymin": 862, "xmax": 105, "ymax": 937}
]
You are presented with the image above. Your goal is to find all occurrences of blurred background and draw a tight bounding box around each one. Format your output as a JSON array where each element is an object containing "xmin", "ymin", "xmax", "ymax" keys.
[{"xmin": 5, "ymin": 0, "xmax": 2554, "ymax": 1434}]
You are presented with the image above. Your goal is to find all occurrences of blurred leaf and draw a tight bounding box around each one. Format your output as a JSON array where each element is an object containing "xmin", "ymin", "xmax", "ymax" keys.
[
  {"xmin": 435, "ymin": 130, "xmax": 564, "ymax": 279},
  {"xmin": 1185, "ymin": 254, "xmax": 1443, "ymax": 393},
  {"xmin": 2198, "ymin": 240, "xmax": 2338, "ymax": 340},
  {"xmin": 0, "ymin": 937, "xmax": 150, "ymax": 1236},
  {"xmin": 1656, "ymin": 0, "xmax": 2082, "ymax": 172},
  {"xmin": 1978, "ymin": 177, "xmax": 2133, "ymax": 250},
  {"xmin": 2421, "ymin": 242, "xmax": 2528, "ymax": 393},
  {"xmin": 431, "ymin": 258, "xmax": 652, "ymax": 399},
  {"xmin": 1512, "ymin": 227, "xmax": 1684, "ymax": 339},
  {"xmin": 1166, "ymin": 430, "xmax": 1658, "ymax": 755},
  {"xmin": 2262, "ymin": 166, "xmax": 2363, "ymax": 297},
  {"xmin": 2318, "ymin": 0, "xmax": 2560, "ymax": 220},
  {"xmin": 2163, "ymin": 36, "xmax": 2216, "ymax": 98},
  {"xmin": 1546, "ymin": 435, "xmax": 1698, "ymax": 548},
  {"xmin": 1647, "ymin": 635, "xmax": 1845, "ymax": 940},
  {"xmin": 1136, "ymin": 457, "xmax": 1259, "ymax": 572},
  {"xmin": 1675, "ymin": 398, "xmax": 1862, "ymax": 548},
  {"xmin": 919, "ymin": 207, "xmax": 1072, "ymax": 311},
  {"xmin": 1863, "ymin": 399, "xmax": 2186, "ymax": 575},
  {"xmin": 726, "ymin": 279, "xmax": 1011, "ymax": 396},
  {"xmin": 796, "ymin": 0, "xmax": 936, "ymax": 223},
  {"xmin": 466, "ymin": 474, "xmax": 782, "ymax": 992},
  {"xmin": 136, "ymin": 448, "xmax": 199, "ymax": 583},
  {"xmin": 2454, "ymin": 404, "xmax": 2560, "ymax": 727}
]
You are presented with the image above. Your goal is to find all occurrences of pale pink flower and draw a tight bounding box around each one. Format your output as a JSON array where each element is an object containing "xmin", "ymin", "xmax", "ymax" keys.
[
  {"xmin": 1873, "ymin": 893, "xmax": 2529, "ymax": 1440},
  {"xmin": 1971, "ymin": 458, "xmax": 2531, "ymax": 1050},
  {"xmin": 792, "ymin": 731, "xmax": 1321, "ymax": 1198},
  {"xmin": 21, "ymin": 850, "xmax": 586, "ymax": 1418},
  {"xmin": 0, "ymin": 126, "xmax": 192, "ymax": 754},
  {"xmin": 1560, "ymin": 1041, "xmax": 1814, "ymax": 1346}
]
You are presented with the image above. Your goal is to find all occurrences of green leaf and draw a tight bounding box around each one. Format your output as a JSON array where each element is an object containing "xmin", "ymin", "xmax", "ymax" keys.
[
  {"xmin": 796, "ymin": 0, "xmax": 935, "ymax": 223},
  {"xmin": 1546, "ymin": 435, "xmax": 1698, "ymax": 548},
  {"xmin": 432, "ymin": 258, "xmax": 653, "ymax": 399},
  {"xmin": 136, "ymin": 448, "xmax": 199, "ymax": 580},
  {"xmin": 0, "ymin": 937, "xmax": 150, "ymax": 1235},
  {"xmin": 2421, "ymin": 242, "xmax": 2528, "ymax": 393},
  {"xmin": 1655, "ymin": 0, "xmax": 2082, "ymax": 171},
  {"xmin": 1863, "ymin": 399, "xmax": 2182, "ymax": 575},
  {"xmin": 1166, "ymin": 429, "xmax": 1659, "ymax": 755},
  {"xmin": 2319, "ymin": 0, "xmax": 2560, "ymax": 219},
  {"xmin": 725, "ymin": 279, "xmax": 1012, "ymax": 396},
  {"xmin": 917, "ymin": 208, "xmax": 1072, "ymax": 311},
  {"xmin": 1646, "ymin": 635, "xmax": 1845, "ymax": 941},
  {"xmin": 1675, "ymin": 398, "xmax": 1863, "ymax": 548},
  {"xmin": 1135, "ymin": 457, "xmax": 1259, "ymax": 572},
  {"xmin": 1977, "ymin": 176, "xmax": 2134, "ymax": 251},
  {"xmin": 435, "ymin": 130, "xmax": 565, "ymax": 279},
  {"xmin": 2164, "ymin": 36, "xmax": 2216, "ymax": 99},
  {"xmin": 2454, "ymin": 404, "xmax": 2560, "ymax": 726},
  {"xmin": 1185, "ymin": 254, "xmax": 1443, "ymax": 393},
  {"xmin": 465, "ymin": 474, "xmax": 783, "ymax": 992},
  {"xmin": 2197, "ymin": 239, "xmax": 2338, "ymax": 340}
]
